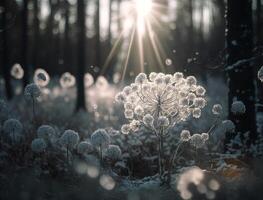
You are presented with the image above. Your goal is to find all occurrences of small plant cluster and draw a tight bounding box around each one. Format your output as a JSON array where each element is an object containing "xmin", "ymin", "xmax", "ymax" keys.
[{"xmin": 1, "ymin": 67, "xmax": 263, "ymax": 200}]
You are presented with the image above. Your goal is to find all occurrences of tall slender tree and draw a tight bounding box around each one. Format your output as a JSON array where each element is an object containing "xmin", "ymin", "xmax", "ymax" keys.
[
  {"xmin": 95, "ymin": 0, "xmax": 101, "ymax": 78},
  {"xmin": 22, "ymin": 0, "xmax": 29, "ymax": 86},
  {"xmin": 1, "ymin": 0, "xmax": 12, "ymax": 99},
  {"xmin": 32, "ymin": 0, "xmax": 40, "ymax": 69},
  {"xmin": 76, "ymin": 0, "xmax": 86, "ymax": 111},
  {"xmin": 226, "ymin": 0, "xmax": 256, "ymax": 142}
]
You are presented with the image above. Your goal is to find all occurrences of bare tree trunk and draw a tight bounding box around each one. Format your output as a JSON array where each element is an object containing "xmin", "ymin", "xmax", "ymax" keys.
[
  {"xmin": 22, "ymin": 0, "xmax": 29, "ymax": 86},
  {"xmin": 76, "ymin": 0, "xmax": 86, "ymax": 111},
  {"xmin": 256, "ymin": 0, "xmax": 262, "ymax": 44},
  {"xmin": 32, "ymin": 0, "xmax": 39, "ymax": 70},
  {"xmin": 226, "ymin": 0, "xmax": 256, "ymax": 143},
  {"xmin": 95, "ymin": 0, "xmax": 101, "ymax": 79},
  {"xmin": 1, "ymin": 0, "xmax": 12, "ymax": 99},
  {"xmin": 63, "ymin": 0, "xmax": 70, "ymax": 70}
]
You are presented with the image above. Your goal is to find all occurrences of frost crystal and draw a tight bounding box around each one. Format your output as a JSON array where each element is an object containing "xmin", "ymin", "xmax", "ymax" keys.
[
  {"xmin": 231, "ymin": 101, "xmax": 246, "ymax": 115},
  {"xmin": 105, "ymin": 145, "xmax": 122, "ymax": 160},
  {"xmin": 31, "ymin": 138, "xmax": 47, "ymax": 153},
  {"xmin": 10, "ymin": 63, "xmax": 24, "ymax": 79},
  {"xmin": 24, "ymin": 83, "xmax": 41, "ymax": 101},
  {"xmin": 60, "ymin": 72, "xmax": 76, "ymax": 88},
  {"xmin": 77, "ymin": 141, "xmax": 93, "ymax": 154},
  {"xmin": 33, "ymin": 68, "xmax": 50, "ymax": 87},
  {"xmin": 116, "ymin": 72, "xmax": 207, "ymax": 134},
  {"xmin": 60, "ymin": 129, "xmax": 80, "ymax": 149},
  {"xmin": 212, "ymin": 104, "xmax": 223, "ymax": 115},
  {"xmin": 180, "ymin": 130, "xmax": 191, "ymax": 142},
  {"xmin": 258, "ymin": 66, "xmax": 263, "ymax": 82},
  {"xmin": 91, "ymin": 129, "xmax": 110, "ymax": 148},
  {"xmin": 37, "ymin": 125, "xmax": 55, "ymax": 140}
]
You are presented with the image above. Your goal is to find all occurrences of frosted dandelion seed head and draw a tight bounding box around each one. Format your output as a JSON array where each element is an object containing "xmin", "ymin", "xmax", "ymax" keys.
[
  {"xmin": 91, "ymin": 129, "xmax": 110, "ymax": 148},
  {"xmin": 186, "ymin": 76, "xmax": 197, "ymax": 86},
  {"xmin": 121, "ymin": 124, "xmax": 130, "ymax": 134},
  {"xmin": 135, "ymin": 73, "xmax": 147, "ymax": 84},
  {"xmin": 201, "ymin": 133, "xmax": 209, "ymax": 141},
  {"xmin": 33, "ymin": 68, "xmax": 50, "ymax": 87},
  {"xmin": 3, "ymin": 119, "xmax": 23, "ymax": 135},
  {"xmin": 77, "ymin": 141, "xmax": 93, "ymax": 154},
  {"xmin": 196, "ymin": 86, "xmax": 206, "ymax": 96},
  {"xmin": 231, "ymin": 100, "xmax": 246, "ymax": 115},
  {"xmin": 123, "ymin": 86, "xmax": 132, "ymax": 96},
  {"xmin": 24, "ymin": 83, "xmax": 41, "ymax": 101},
  {"xmin": 173, "ymin": 72, "xmax": 184, "ymax": 81},
  {"xmin": 212, "ymin": 104, "xmax": 223, "ymax": 115},
  {"xmin": 180, "ymin": 130, "xmax": 191, "ymax": 142},
  {"xmin": 60, "ymin": 72, "xmax": 76, "ymax": 88},
  {"xmin": 37, "ymin": 125, "xmax": 55, "ymax": 140},
  {"xmin": 124, "ymin": 109, "xmax": 134, "ymax": 119},
  {"xmin": 105, "ymin": 145, "xmax": 122, "ymax": 160},
  {"xmin": 115, "ymin": 92, "xmax": 126, "ymax": 103},
  {"xmin": 60, "ymin": 129, "xmax": 80, "ymax": 149},
  {"xmin": 190, "ymin": 134, "xmax": 204, "ymax": 148},
  {"xmin": 31, "ymin": 138, "xmax": 47, "ymax": 153},
  {"xmin": 192, "ymin": 108, "xmax": 202, "ymax": 118},
  {"xmin": 157, "ymin": 116, "xmax": 169, "ymax": 127},
  {"xmin": 134, "ymin": 105, "xmax": 144, "ymax": 115},
  {"xmin": 124, "ymin": 102, "xmax": 134, "ymax": 110},
  {"xmin": 116, "ymin": 72, "xmax": 207, "ymax": 134},
  {"xmin": 149, "ymin": 72, "xmax": 157, "ymax": 81},
  {"xmin": 10, "ymin": 63, "xmax": 24, "ymax": 79},
  {"xmin": 222, "ymin": 120, "xmax": 235, "ymax": 133},
  {"xmin": 143, "ymin": 114, "xmax": 154, "ymax": 126}
]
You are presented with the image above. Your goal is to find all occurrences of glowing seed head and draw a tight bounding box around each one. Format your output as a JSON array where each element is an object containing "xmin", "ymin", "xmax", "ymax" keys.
[
  {"xmin": 180, "ymin": 130, "xmax": 191, "ymax": 142},
  {"xmin": 11, "ymin": 63, "xmax": 24, "ymax": 79},
  {"xmin": 60, "ymin": 72, "xmax": 76, "ymax": 88},
  {"xmin": 212, "ymin": 104, "xmax": 223, "ymax": 115},
  {"xmin": 31, "ymin": 138, "xmax": 47, "ymax": 153},
  {"xmin": 33, "ymin": 68, "xmax": 50, "ymax": 87}
]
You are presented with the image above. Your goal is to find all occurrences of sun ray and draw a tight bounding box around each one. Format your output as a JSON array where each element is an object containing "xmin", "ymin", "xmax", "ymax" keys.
[{"xmin": 121, "ymin": 25, "xmax": 136, "ymax": 81}]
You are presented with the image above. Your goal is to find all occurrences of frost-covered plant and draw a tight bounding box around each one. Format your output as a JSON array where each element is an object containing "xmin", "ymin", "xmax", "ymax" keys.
[
  {"xmin": 212, "ymin": 104, "xmax": 223, "ymax": 116},
  {"xmin": 105, "ymin": 145, "xmax": 122, "ymax": 161},
  {"xmin": 116, "ymin": 72, "xmax": 207, "ymax": 177},
  {"xmin": 31, "ymin": 138, "xmax": 47, "ymax": 153},
  {"xmin": 77, "ymin": 141, "xmax": 93, "ymax": 155},
  {"xmin": 37, "ymin": 125, "xmax": 55, "ymax": 144},
  {"xmin": 60, "ymin": 72, "xmax": 76, "ymax": 88},
  {"xmin": 10, "ymin": 63, "xmax": 24, "ymax": 79},
  {"xmin": 3, "ymin": 119, "xmax": 23, "ymax": 144},
  {"xmin": 60, "ymin": 129, "xmax": 80, "ymax": 162},
  {"xmin": 24, "ymin": 83, "xmax": 41, "ymax": 122},
  {"xmin": 231, "ymin": 100, "xmax": 246, "ymax": 115},
  {"xmin": 91, "ymin": 129, "xmax": 111, "ymax": 163},
  {"xmin": 258, "ymin": 66, "xmax": 263, "ymax": 82},
  {"xmin": 33, "ymin": 68, "xmax": 50, "ymax": 87}
]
